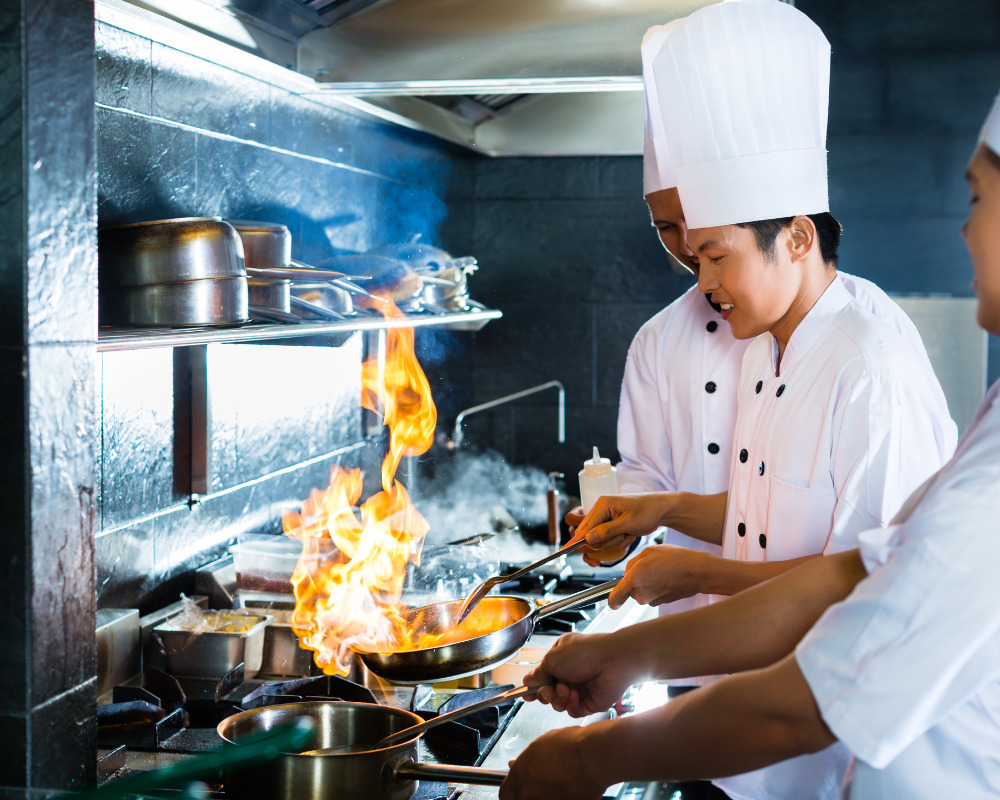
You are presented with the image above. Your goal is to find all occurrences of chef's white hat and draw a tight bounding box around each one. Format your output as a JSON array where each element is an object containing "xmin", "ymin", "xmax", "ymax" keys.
[
  {"xmin": 980, "ymin": 90, "xmax": 1000, "ymax": 157},
  {"xmin": 642, "ymin": 20, "xmax": 683, "ymax": 195},
  {"xmin": 652, "ymin": 0, "xmax": 831, "ymax": 228}
]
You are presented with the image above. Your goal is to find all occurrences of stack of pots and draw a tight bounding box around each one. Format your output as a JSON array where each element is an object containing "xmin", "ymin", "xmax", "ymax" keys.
[
  {"xmin": 98, "ymin": 217, "xmax": 250, "ymax": 327},
  {"xmin": 227, "ymin": 220, "xmax": 354, "ymax": 321}
]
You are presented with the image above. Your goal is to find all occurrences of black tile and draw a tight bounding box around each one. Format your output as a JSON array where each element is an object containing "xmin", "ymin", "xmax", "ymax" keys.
[
  {"xmin": 474, "ymin": 157, "xmax": 599, "ymax": 199},
  {"xmin": 0, "ymin": 346, "xmax": 26, "ymax": 716},
  {"xmin": 596, "ymin": 303, "xmax": 671, "ymax": 407},
  {"xmin": 30, "ymin": 679, "xmax": 97, "ymax": 791},
  {"xmin": 96, "ymin": 21, "xmax": 153, "ymax": 114},
  {"xmin": 24, "ymin": 0, "xmax": 96, "ymax": 347},
  {"xmin": 27, "ymin": 343, "xmax": 96, "ymax": 705},
  {"xmin": 0, "ymin": 713, "xmax": 27, "ymax": 785},
  {"xmin": 151, "ymin": 42, "xmax": 270, "ymax": 144},
  {"xmin": 96, "ymin": 522, "xmax": 156, "ymax": 610}
]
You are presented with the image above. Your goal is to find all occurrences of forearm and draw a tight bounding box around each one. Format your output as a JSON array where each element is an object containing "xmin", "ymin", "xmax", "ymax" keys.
[
  {"xmin": 579, "ymin": 656, "xmax": 836, "ymax": 786},
  {"xmin": 605, "ymin": 550, "xmax": 867, "ymax": 682},
  {"xmin": 700, "ymin": 553, "xmax": 822, "ymax": 596},
  {"xmin": 659, "ymin": 491, "xmax": 728, "ymax": 545}
]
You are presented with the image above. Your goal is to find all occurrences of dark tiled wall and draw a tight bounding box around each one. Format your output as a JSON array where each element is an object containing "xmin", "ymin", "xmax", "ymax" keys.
[
  {"xmin": 94, "ymin": 21, "xmax": 474, "ymax": 614},
  {"xmin": 0, "ymin": 0, "xmax": 98, "ymax": 790},
  {"xmin": 465, "ymin": 0, "xmax": 1000, "ymax": 488}
]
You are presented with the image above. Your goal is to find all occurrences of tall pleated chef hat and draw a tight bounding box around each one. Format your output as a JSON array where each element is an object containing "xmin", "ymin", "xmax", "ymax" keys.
[
  {"xmin": 642, "ymin": 19, "xmax": 684, "ymax": 195},
  {"xmin": 980, "ymin": 90, "xmax": 1000, "ymax": 157},
  {"xmin": 651, "ymin": 0, "xmax": 831, "ymax": 228}
]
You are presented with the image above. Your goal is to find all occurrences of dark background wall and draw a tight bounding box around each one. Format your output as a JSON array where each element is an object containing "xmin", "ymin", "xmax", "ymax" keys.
[{"xmin": 462, "ymin": 0, "xmax": 1000, "ymax": 487}]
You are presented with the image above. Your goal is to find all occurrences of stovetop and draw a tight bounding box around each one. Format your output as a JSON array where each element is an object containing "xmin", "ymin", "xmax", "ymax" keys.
[{"xmin": 98, "ymin": 556, "xmax": 638, "ymax": 800}]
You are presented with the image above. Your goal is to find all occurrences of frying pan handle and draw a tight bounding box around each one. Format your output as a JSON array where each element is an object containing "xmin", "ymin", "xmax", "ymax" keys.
[
  {"xmin": 394, "ymin": 759, "xmax": 508, "ymax": 786},
  {"xmin": 534, "ymin": 577, "xmax": 622, "ymax": 620}
]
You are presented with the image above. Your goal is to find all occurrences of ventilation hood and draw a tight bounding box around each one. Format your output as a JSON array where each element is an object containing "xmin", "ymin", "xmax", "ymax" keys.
[{"xmin": 99, "ymin": 0, "xmax": 784, "ymax": 155}]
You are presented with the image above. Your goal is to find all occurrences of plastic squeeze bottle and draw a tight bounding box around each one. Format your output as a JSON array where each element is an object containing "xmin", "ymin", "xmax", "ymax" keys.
[{"xmin": 578, "ymin": 446, "xmax": 619, "ymax": 514}]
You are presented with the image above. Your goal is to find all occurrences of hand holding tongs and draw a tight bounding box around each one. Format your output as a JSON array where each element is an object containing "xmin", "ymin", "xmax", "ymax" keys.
[{"xmin": 456, "ymin": 538, "xmax": 589, "ymax": 624}]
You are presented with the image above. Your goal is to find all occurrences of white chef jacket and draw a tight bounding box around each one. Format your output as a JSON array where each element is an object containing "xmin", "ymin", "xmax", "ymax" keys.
[
  {"xmin": 616, "ymin": 272, "xmax": 941, "ymax": 617},
  {"xmin": 617, "ymin": 284, "xmax": 750, "ymax": 613},
  {"xmin": 796, "ymin": 379, "xmax": 1000, "ymax": 800},
  {"xmin": 714, "ymin": 275, "xmax": 957, "ymax": 800}
]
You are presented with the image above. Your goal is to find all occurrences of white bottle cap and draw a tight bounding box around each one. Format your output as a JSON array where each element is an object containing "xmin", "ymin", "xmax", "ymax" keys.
[{"xmin": 583, "ymin": 446, "xmax": 614, "ymax": 477}]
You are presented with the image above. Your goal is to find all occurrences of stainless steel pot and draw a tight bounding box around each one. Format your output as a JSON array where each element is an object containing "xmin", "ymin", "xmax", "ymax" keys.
[
  {"xmin": 98, "ymin": 217, "xmax": 246, "ymax": 288},
  {"xmin": 291, "ymin": 283, "xmax": 353, "ymax": 317},
  {"xmin": 354, "ymin": 580, "xmax": 618, "ymax": 685},
  {"xmin": 248, "ymin": 278, "xmax": 291, "ymax": 313},
  {"xmin": 99, "ymin": 276, "xmax": 249, "ymax": 327},
  {"xmin": 217, "ymin": 701, "xmax": 506, "ymax": 800},
  {"xmin": 227, "ymin": 220, "xmax": 365, "ymax": 284}
]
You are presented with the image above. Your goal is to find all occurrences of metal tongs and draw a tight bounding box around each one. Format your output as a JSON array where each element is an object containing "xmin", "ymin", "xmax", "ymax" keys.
[{"xmin": 456, "ymin": 538, "xmax": 589, "ymax": 624}]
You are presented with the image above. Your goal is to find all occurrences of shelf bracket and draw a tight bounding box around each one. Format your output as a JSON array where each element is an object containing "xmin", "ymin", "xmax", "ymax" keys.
[{"xmin": 173, "ymin": 345, "xmax": 212, "ymax": 497}]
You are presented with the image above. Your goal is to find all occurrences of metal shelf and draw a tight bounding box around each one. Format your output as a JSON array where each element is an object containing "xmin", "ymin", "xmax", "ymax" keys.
[{"xmin": 97, "ymin": 307, "xmax": 502, "ymax": 352}]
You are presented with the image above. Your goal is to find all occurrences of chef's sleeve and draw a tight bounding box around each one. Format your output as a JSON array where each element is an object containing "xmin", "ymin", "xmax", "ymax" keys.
[
  {"xmin": 616, "ymin": 340, "xmax": 676, "ymax": 494},
  {"xmin": 796, "ymin": 482, "xmax": 1000, "ymax": 768},
  {"xmin": 825, "ymin": 367, "xmax": 950, "ymax": 554}
]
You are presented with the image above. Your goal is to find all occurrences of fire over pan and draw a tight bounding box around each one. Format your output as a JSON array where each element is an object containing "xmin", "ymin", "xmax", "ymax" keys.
[
  {"xmin": 354, "ymin": 579, "xmax": 620, "ymax": 685},
  {"xmin": 217, "ymin": 700, "xmax": 507, "ymax": 800}
]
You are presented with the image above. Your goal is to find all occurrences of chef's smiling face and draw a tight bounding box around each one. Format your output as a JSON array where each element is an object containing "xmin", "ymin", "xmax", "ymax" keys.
[
  {"xmin": 963, "ymin": 144, "xmax": 1000, "ymax": 337},
  {"xmin": 645, "ymin": 188, "xmax": 700, "ymax": 275},
  {"xmin": 689, "ymin": 221, "xmax": 811, "ymax": 342}
]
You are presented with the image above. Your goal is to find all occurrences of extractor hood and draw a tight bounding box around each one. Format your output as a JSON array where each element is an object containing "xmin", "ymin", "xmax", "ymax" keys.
[{"xmin": 98, "ymin": 0, "xmax": 785, "ymax": 155}]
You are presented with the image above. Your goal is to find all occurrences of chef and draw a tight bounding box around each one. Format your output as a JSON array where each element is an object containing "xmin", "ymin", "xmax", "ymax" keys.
[
  {"xmin": 596, "ymin": 12, "xmax": 939, "ymax": 621},
  {"xmin": 499, "ymin": 93, "xmax": 1000, "ymax": 800},
  {"xmin": 567, "ymin": 2, "xmax": 956, "ymax": 799}
]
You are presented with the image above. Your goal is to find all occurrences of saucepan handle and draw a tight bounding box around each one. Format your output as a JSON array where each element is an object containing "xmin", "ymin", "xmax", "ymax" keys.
[
  {"xmin": 394, "ymin": 759, "xmax": 508, "ymax": 786},
  {"xmin": 533, "ymin": 577, "xmax": 621, "ymax": 621}
]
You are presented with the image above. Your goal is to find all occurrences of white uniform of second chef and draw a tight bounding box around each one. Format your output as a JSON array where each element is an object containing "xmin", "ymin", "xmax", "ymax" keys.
[
  {"xmin": 797, "ymin": 378, "xmax": 1000, "ymax": 799},
  {"xmin": 651, "ymin": 3, "xmax": 958, "ymax": 799}
]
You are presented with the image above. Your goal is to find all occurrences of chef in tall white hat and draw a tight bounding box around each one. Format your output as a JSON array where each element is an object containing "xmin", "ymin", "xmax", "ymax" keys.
[
  {"xmin": 592, "ymin": 5, "xmax": 941, "ymax": 632},
  {"xmin": 555, "ymin": 0, "xmax": 955, "ymax": 798},
  {"xmin": 499, "ymin": 88, "xmax": 1000, "ymax": 800}
]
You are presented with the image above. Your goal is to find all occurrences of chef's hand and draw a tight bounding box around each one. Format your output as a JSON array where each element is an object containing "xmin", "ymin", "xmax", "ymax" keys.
[
  {"xmin": 569, "ymin": 494, "xmax": 671, "ymax": 561},
  {"xmin": 499, "ymin": 727, "xmax": 607, "ymax": 800},
  {"xmin": 564, "ymin": 505, "xmax": 634, "ymax": 565},
  {"xmin": 608, "ymin": 544, "xmax": 713, "ymax": 610},
  {"xmin": 521, "ymin": 631, "xmax": 632, "ymax": 717}
]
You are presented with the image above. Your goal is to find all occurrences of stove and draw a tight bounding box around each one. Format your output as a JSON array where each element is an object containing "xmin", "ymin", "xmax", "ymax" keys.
[{"xmin": 97, "ymin": 555, "xmax": 654, "ymax": 800}]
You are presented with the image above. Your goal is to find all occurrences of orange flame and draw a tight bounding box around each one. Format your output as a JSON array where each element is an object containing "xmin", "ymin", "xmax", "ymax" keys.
[{"xmin": 285, "ymin": 296, "xmax": 448, "ymax": 675}]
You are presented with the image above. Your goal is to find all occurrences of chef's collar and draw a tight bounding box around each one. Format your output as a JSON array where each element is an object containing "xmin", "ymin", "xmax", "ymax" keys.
[
  {"xmin": 651, "ymin": 0, "xmax": 831, "ymax": 229},
  {"xmin": 768, "ymin": 275, "xmax": 849, "ymax": 375},
  {"xmin": 979, "ymin": 89, "xmax": 1000, "ymax": 158}
]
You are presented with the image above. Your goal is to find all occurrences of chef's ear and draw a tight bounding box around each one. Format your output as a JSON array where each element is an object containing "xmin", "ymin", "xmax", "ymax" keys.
[{"xmin": 787, "ymin": 216, "xmax": 817, "ymax": 264}]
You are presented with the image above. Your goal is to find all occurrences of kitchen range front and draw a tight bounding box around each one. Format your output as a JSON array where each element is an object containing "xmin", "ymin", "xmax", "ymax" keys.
[{"xmin": 94, "ymin": 282, "xmax": 658, "ymax": 799}]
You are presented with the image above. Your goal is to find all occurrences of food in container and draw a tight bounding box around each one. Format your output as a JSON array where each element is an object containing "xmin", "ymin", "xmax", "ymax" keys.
[
  {"xmin": 230, "ymin": 534, "xmax": 339, "ymax": 595},
  {"xmin": 153, "ymin": 608, "xmax": 271, "ymax": 677}
]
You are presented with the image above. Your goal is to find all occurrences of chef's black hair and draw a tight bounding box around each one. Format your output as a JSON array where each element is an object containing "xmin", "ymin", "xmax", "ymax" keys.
[{"xmin": 738, "ymin": 213, "xmax": 842, "ymax": 266}]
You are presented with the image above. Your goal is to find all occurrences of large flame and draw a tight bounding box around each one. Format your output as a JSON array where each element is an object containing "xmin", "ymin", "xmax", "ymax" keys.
[{"xmin": 285, "ymin": 297, "xmax": 452, "ymax": 675}]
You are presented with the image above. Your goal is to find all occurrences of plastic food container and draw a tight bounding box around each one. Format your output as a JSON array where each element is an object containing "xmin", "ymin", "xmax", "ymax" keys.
[
  {"xmin": 153, "ymin": 610, "xmax": 271, "ymax": 677},
  {"xmin": 230, "ymin": 535, "xmax": 339, "ymax": 595}
]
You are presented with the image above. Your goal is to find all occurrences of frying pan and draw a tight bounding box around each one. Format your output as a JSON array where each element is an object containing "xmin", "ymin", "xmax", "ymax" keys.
[
  {"xmin": 354, "ymin": 579, "xmax": 619, "ymax": 684},
  {"xmin": 217, "ymin": 700, "xmax": 507, "ymax": 800}
]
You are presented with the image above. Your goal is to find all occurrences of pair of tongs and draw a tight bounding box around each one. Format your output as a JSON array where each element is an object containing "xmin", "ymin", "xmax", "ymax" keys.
[{"xmin": 456, "ymin": 538, "xmax": 589, "ymax": 624}]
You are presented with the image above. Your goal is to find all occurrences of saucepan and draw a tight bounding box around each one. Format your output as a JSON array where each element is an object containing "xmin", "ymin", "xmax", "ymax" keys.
[
  {"xmin": 217, "ymin": 700, "xmax": 507, "ymax": 800},
  {"xmin": 227, "ymin": 220, "xmax": 376, "ymax": 298},
  {"xmin": 354, "ymin": 578, "xmax": 620, "ymax": 684}
]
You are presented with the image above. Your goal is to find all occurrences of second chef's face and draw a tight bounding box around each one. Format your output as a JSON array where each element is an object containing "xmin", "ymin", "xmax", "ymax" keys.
[
  {"xmin": 963, "ymin": 144, "xmax": 1000, "ymax": 337},
  {"xmin": 645, "ymin": 188, "xmax": 700, "ymax": 275},
  {"xmin": 689, "ymin": 219, "xmax": 815, "ymax": 342}
]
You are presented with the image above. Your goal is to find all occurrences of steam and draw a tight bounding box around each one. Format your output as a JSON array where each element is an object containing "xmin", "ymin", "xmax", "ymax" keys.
[{"xmin": 414, "ymin": 448, "xmax": 550, "ymax": 543}]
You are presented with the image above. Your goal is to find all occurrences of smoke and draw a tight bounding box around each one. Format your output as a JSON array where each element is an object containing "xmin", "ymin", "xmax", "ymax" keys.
[{"xmin": 415, "ymin": 448, "xmax": 551, "ymax": 544}]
